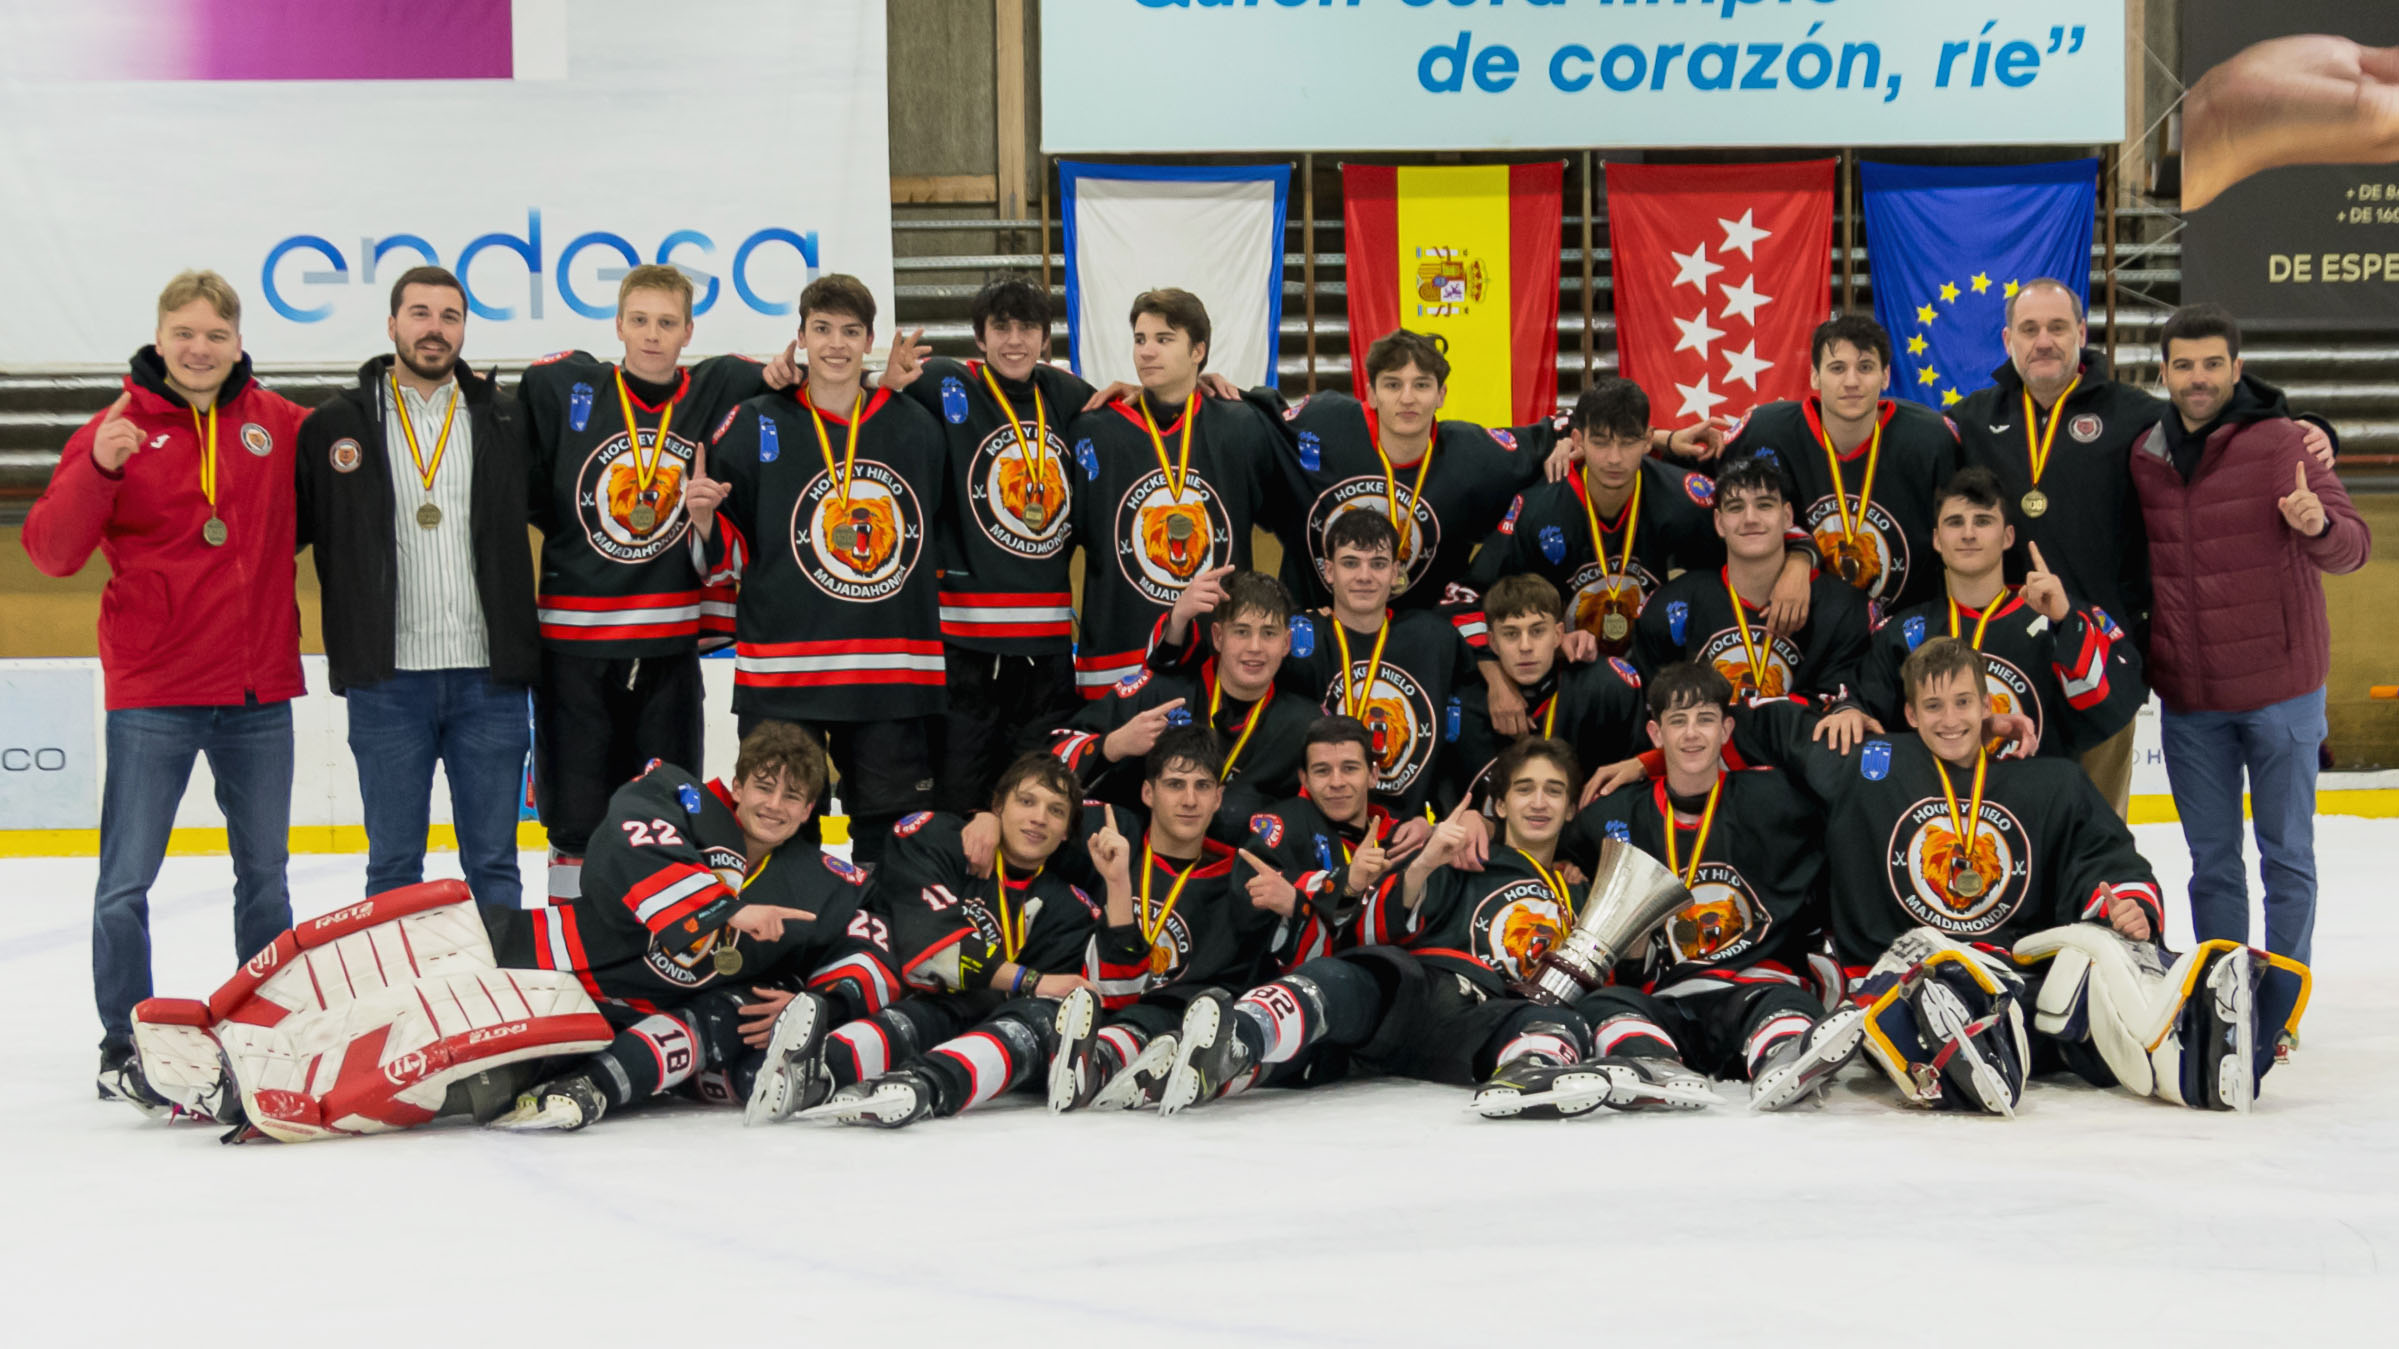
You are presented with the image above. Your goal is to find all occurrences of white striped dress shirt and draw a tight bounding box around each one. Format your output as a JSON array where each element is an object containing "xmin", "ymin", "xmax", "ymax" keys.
[{"xmin": 384, "ymin": 374, "xmax": 490, "ymax": 671}]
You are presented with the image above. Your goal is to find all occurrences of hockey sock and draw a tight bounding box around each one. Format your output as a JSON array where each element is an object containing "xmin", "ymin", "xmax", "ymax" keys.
[
  {"xmin": 1493, "ymin": 1024, "xmax": 1582, "ymax": 1070},
  {"xmin": 918, "ymin": 1016, "xmax": 1046, "ymax": 1117},
  {"xmin": 1094, "ymin": 1022, "xmax": 1145, "ymax": 1080},
  {"xmin": 1743, "ymin": 1012, "xmax": 1816, "ymax": 1079},
  {"xmin": 591, "ymin": 1011, "xmax": 703, "ymax": 1106},
  {"xmin": 1591, "ymin": 1012, "xmax": 1680, "ymax": 1062},
  {"xmin": 1235, "ymin": 975, "xmax": 1332, "ymax": 1064},
  {"xmin": 825, "ymin": 1005, "xmax": 930, "ymax": 1088}
]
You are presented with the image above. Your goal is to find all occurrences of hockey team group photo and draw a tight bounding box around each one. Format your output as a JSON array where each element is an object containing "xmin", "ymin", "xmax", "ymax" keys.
[{"xmin": 5, "ymin": 2, "xmax": 2396, "ymax": 1345}]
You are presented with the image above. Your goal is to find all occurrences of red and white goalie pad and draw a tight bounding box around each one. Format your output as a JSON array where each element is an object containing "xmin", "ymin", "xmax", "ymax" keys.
[{"xmin": 131, "ymin": 880, "xmax": 612, "ymax": 1143}]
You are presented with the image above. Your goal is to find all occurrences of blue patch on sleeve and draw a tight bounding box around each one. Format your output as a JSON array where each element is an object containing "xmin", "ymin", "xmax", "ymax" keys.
[
  {"xmin": 940, "ymin": 375, "xmax": 969, "ymax": 425},
  {"xmin": 1604, "ymin": 819, "xmax": 1631, "ymax": 842},
  {"xmin": 1297, "ymin": 429, "xmax": 1321, "ymax": 471},
  {"xmin": 677, "ymin": 783, "xmax": 703, "ymax": 815},
  {"xmin": 568, "ymin": 382, "xmax": 593, "ymax": 433},
  {"xmin": 1860, "ymin": 740, "xmax": 1892, "ymax": 781},
  {"xmin": 1538, "ymin": 524, "xmax": 1566, "ymax": 564},
  {"xmin": 1445, "ymin": 696, "xmax": 1462, "ymax": 742},
  {"xmin": 1666, "ymin": 600, "xmax": 1689, "ymax": 646},
  {"xmin": 758, "ymin": 415, "xmax": 780, "ymax": 462},
  {"xmin": 1166, "ymin": 705, "xmax": 1193, "ymax": 727},
  {"xmin": 1077, "ymin": 439, "xmax": 1100, "ymax": 481},
  {"xmin": 1314, "ymin": 834, "xmax": 1335, "ymax": 871},
  {"xmin": 1902, "ymin": 615, "xmax": 1927, "ymax": 650},
  {"xmin": 1289, "ymin": 614, "xmax": 1316, "ymax": 659}
]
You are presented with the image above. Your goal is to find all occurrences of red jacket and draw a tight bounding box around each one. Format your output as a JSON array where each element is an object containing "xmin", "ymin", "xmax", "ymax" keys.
[
  {"xmin": 22, "ymin": 349, "xmax": 310, "ymax": 710},
  {"xmin": 2131, "ymin": 376, "xmax": 2370, "ymax": 714}
]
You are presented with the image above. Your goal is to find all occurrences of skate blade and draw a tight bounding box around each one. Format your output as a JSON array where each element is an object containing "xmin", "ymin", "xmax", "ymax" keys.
[
  {"xmin": 743, "ymin": 998, "xmax": 827, "ymax": 1128},
  {"xmin": 1093, "ymin": 1036, "xmax": 1177, "ymax": 1111},
  {"xmin": 487, "ymin": 1099, "xmax": 581, "ymax": 1132},
  {"xmin": 2214, "ymin": 948, "xmax": 2255, "ymax": 1114},
  {"xmin": 1465, "ymin": 1080, "xmax": 1616, "ymax": 1118},
  {"xmin": 1158, "ymin": 1001, "xmax": 1222, "ymax": 1118}
]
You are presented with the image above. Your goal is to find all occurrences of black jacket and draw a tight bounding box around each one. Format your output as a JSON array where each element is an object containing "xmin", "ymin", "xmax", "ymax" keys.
[{"xmin": 295, "ymin": 356, "xmax": 539, "ymax": 694}]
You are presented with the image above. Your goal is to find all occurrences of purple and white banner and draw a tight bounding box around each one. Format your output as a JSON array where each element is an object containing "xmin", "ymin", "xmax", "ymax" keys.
[{"xmin": 0, "ymin": 0, "xmax": 892, "ymax": 364}]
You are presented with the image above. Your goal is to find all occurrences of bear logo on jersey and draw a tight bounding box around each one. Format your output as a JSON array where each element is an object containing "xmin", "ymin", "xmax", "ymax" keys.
[
  {"xmin": 240, "ymin": 422, "xmax": 273, "ymax": 457},
  {"xmin": 790, "ymin": 461, "xmax": 922, "ymax": 601},
  {"xmin": 1147, "ymin": 910, "xmax": 1194, "ymax": 977},
  {"xmin": 1470, "ymin": 877, "xmax": 1570, "ymax": 981},
  {"xmin": 1332, "ymin": 663, "xmax": 1438, "ymax": 795},
  {"xmin": 1658, "ymin": 863, "xmax": 1767, "ymax": 967},
  {"xmin": 1697, "ymin": 624, "xmax": 1801, "ymax": 701},
  {"xmin": 1804, "ymin": 496, "xmax": 1908, "ymax": 603},
  {"xmin": 329, "ymin": 438, "xmax": 363, "ymax": 473},
  {"xmin": 575, "ymin": 426, "xmax": 697, "ymax": 563},
  {"xmin": 966, "ymin": 420, "xmax": 1072, "ymax": 558},
  {"xmin": 1976, "ymin": 653, "xmax": 2042, "ymax": 742},
  {"xmin": 1570, "ymin": 560, "xmax": 1659, "ymax": 644},
  {"xmin": 1887, "ymin": 796, "xmax": 2029, "ymax": 933},
  {"xmin": 1113, "ymin": 470, "xmax": 1232, "ymax": 605},
  {"xmin": 1304, "ymin": 478, "xmax": 1440, "ymax": 595}
]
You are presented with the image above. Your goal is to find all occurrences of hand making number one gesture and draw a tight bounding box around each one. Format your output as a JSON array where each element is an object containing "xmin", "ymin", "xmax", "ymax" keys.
[{"xmin": 2279, "ymin": 460, "xmax": 2328, "ymax": 538}]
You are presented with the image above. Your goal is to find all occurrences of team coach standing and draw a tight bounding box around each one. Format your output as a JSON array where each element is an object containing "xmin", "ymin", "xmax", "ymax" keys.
[
  {"xmin": 296, "ymin": 265, "xmax": 539, "ymax": 911},
  {"xmin": 2137, "ymin": 303, "xmax": 2368, "ymax": 976}
]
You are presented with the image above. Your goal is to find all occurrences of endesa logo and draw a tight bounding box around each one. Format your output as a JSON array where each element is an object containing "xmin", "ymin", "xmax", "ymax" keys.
[{"xmin": 262, "ymin": 209, "xmax": 820, "ymax": 323}]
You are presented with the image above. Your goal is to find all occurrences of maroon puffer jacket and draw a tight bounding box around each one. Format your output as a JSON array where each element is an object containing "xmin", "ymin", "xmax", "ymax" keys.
[{"xmin": 2131, "ymin": 376, "xmax": 2370, "ymax": 713}]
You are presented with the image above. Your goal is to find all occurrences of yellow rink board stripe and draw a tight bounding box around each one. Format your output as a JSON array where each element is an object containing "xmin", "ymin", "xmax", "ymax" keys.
[{"xmin": 0, "ymin": 815, "xmax": 853, "ymax": 857}]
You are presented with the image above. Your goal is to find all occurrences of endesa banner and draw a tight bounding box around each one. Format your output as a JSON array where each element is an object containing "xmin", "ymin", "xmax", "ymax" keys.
[
  {"xmin": 1042, "ymin": 0, "xmax": 2123, "ymax": 153},
  {"xmin": 0, "ymin": 0, "xmax": 893, "ymax": 364}
]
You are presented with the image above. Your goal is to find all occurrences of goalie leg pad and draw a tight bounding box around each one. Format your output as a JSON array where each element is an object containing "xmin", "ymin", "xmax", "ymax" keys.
[
  {"xmin": 1854, "ymin": 929, "xmax": 2029, "ymax": 1116},
  {"xmin": 132, "ymin": 999, "xmax": 240, "ymax": 1123}
]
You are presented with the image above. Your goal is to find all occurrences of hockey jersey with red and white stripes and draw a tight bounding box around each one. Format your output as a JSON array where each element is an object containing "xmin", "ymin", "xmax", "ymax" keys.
[
  {"xmin": 1859, "ymin": 586, "xmax": 2145, "ymax": 761},
  {"xmin": 901, "ymin": 357, "xmax": 1097, "ymax": 654},
  {"xmin": 1063, "ymin": 391, "xmax": 1287, "ymax": 698},
  {"xmin": 519, "ymin": 763, "xmax": 897, "ymax": 1015},
  {"xmin": 521, "ymin": 351, "xmax": 765, "ymax": 655},
  {"xmin": 1087, "ymin": 831, "xmax": 1287, "ymax": 1010},
  {"xmin": 698, "ymin": 384, "xmax": 949, "ymax": 721}
]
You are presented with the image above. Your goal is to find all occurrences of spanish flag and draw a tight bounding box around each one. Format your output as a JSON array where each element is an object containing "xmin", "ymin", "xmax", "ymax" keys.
[{"xmin": 1342, "ymin": 163, "xmax": 1562, "ymax": 429}]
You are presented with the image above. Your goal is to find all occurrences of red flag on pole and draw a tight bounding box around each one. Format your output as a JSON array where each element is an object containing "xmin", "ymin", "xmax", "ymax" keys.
[
  {"xmin": 1605, "ymin": 160, "xmax": 1835, "ymax": 430},
  {"xmin": 1344, "ymin": 163, "xmax": 1561, "ymax": 427}
]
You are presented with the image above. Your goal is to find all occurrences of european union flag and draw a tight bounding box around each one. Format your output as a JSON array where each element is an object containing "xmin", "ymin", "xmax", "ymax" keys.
[{"xmin": 1861, "ymin": 160, "xmax": 2098, "ymax": 410}]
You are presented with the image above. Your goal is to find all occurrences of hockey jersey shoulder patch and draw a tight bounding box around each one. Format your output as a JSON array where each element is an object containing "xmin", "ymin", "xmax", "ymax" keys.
[
  {"xmin": 1901, "ymin": 615, "xmax": 1927, "ymax": 650},
  {"xmin": 894, "ymin": 811, "xmax": 933, "ymax": 838},
  {"xmin": 1488, "ymin": 427, "xmax": 1519, "ymax": 452},
  {"xmin": 1860, "ymin": 740, "xmax": 1892, "ymax": 781},
  {"xmin": 1539, "ymin": 524, "xmax": 1566, "ymax": 564},
  {"xmin": 1499, "ymin": 494, "xmax": 1524, "ymax": 535},
  {"xmin": 1114, "ymin": 668, "xmax": 1153, "ymax": 698},
  {"xmin": 1666, "ymin": 599, "xmax": 1690, "ymax": 645},
  {"xmin": 1682, "ymin": 471, "xmax": 1714, "ymax": 507},
  {"xmin": 1289, "ymin": 613, "xmax": 1317, "ymax": 659},
  {"xmin": 531, "ymin": 350, "xmax": 574, "ymax": 367},
  {"xmin": 677, "ymin": 783, "xmax": 705, "ymax": 815},
  {"xmin": 1608, "ymin": 656, "xmax": 1642, "ymax": 688},
  {"xmin": 712, "ymin": 406, "xmax": 740, "ymax": 443},
  {"xmin": 1249, "ymin": 813, "xmax": 1285, "ymax": 848},
  {"xmin": 1070, "ymin": 884, "xmax": 1101, "ymax": 920},
  {"xmin": 940, "ymin": 375, "xmax": 969, "ymax": 424},
  {"xmin": 1297, "ymin": 429, "xmax": 1321, "ymax": 470},
  {"xmin": 823, "ymin": 853, "xmax": 866, "ymax": 884},
  {"xmin": 1076, "ymin": 438, "xmax": 1100, "ymax": 481}
]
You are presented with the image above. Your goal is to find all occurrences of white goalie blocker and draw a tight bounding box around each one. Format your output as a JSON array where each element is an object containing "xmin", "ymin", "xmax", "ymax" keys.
[
  {"xmin": 130, "ymin": 880, "xmax": 613, "ymax": 1142},
  {"xmin": 2013, "ymin": 926, "xmax": 2312, "ymax": 1113}
]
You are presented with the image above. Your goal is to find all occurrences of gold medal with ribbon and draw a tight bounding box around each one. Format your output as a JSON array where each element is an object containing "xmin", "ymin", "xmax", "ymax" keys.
[
  {"xmin": 1723, "ymin": 572, "xmax": 1771, "ymax": 699},
  {"xmin": 1138, "ymin": 840, "xmax": 1201, "ymax": 973},
  {"xmin": 980, "ymin": 363, "xmax": 1057, "ymax": 532},
  {"xmin": 1331, "ymin": 615, "xmax": 1392, "ymax": 722},
  {"xmin": 717, "ymin": 852, "xmax": 776, "ymax": 976},
  {"xmin": 1140, "ymin": 394, "xmax": 1199, "ymax": 548},
  {"xmin": 1933, "ymin": 751, "xmax": 1992, "ymax": 902},
  {"xmin": 1660, "ymin": 774, "xmax": 1724, "ymax": 889},
  {"xmin": 807, "ymin": 391, "xmax": 866, "ymax": 555},
  {"xmin": 391, "ymin": 373, "xmax": 461, "ymax": 530},
  {"xmin": 191, "ymin": 401, "xmax": 225, "ymax": 546},
  {"xmin": 1207, "ymin": 661, "xmax": 1271, "ymax": 783},
  {"xmin": 614, "ymin": 368, "xmax": 680, "ymax": 536},
  {"xmin": 994, "ymin": 852, "xmax": 1039, "ymax": 962},
  {"xmin": 2018, "ymin": 374, "xmax": 2082, "ymax": 518},
  {"xmin": 1579, "ymin": 471, "xmax": 1642, "ymax": 644},
  {"xmin": 1366, "ymin": 407, "xmax": 1436, "ymax": 561},
  {"xmin": 1810, "ymin": 400, "xmax": 1881, "ymax": 590}
]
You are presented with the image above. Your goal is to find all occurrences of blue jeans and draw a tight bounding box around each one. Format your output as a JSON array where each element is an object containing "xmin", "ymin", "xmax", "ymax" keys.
[
  {"xmin": 2159, "ymin": 688, "xmax": 2325, "ymax": 965},
  {"xmin": 95, "ymin": 700, "xmax": 294, "ymax": 1042},
  {"xmin": 344, "ymin": 669, "xmax": 529, "ymax": 911}
]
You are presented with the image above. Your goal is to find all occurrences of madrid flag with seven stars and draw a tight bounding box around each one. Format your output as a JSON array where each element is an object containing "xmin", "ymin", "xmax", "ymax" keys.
[{"xmin": 1606, "ymin": 160, "xmax": 1834, "ymax": 429}]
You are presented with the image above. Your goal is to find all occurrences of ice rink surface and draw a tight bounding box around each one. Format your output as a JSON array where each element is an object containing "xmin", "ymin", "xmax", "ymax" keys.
[{"xmin": 4, "ymin": 820, "xmax": 2393, "ymax": 1348}]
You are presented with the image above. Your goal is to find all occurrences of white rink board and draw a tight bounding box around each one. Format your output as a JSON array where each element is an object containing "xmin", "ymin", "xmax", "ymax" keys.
[{"xmin": 3, "ymin": 819, "xmax": 2393, "ymax": 1347}]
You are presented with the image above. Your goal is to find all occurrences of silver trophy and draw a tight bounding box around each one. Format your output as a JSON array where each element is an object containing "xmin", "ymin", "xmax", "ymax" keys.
[{"xmin": 1517, "ymin": 838, "xmax": 1694, "ymax": 1006}]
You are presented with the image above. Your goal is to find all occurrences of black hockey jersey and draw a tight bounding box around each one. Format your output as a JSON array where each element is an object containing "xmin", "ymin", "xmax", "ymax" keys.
[
  {"xmin": 1062, "ymin": 392, "xmax": 1287, "ymax": 697},
  {"xmin": 1725, "ymin": 701, "xmax": 2164, "ymax": 974},
  {"xmin": 1240, "ymin": 794, "xmax": 1402, "ymax": 966},
  {"xmin": 1729, "ymin": 397, "xmax": 1960, "ymax": 618},
  {"xmin": 1464, "ymin": 456, "xmax": 1724, "ymax": 655},
  {"xmin": 1438, "ymin": 655, "xmax": 1648, "ymax": 814},
  {"xmin": 1278, "ymin": 607, "xmax": 1478, "ymax": 820},
  {"xmin": 518, "ymin": 764, "xmax": 887, "ymax": 1010},
  {"xmin": 1564, "ymin": 769, "xmax": 1828, "ymax": 991},
  {"xmin": 1251, "ymin": 389, "xmax": 1556, "ymax": 612},
  {"xmin": 1633, "ymin": 565, "xmax": 1871, "ymax": 706},
  {"xmin": 1089, "ymin": 832, "xmax": 1286, "ymax": 1010},
  {"xmin": 521, "ymin": 351, "xmax": 766, "ymax": 655},
  {"xmin": 1859, "ymin": 587, "xmax": 2146, "ymax": 761},
  {"xmin": 1049, "ymin": 660, "xmax": 1318, "ymax": 834},
  {"xmin": 1357, "ymin": 845, "xmax": 1587, "ymax": 998},
  {"xmin": 874, "ymin": 809, "xmax": 1103, "ymax": 991},
  {"xmin": 700, "ymin": 384, "xmax": 949, "ymax": 722},
  {"xmin": 1950, "ymin": 351, "xmax": 2163, "ymax": 634},
  {"xmin": 903, "ymin": 357, "xmax": 1097, "ymax": 654}
]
